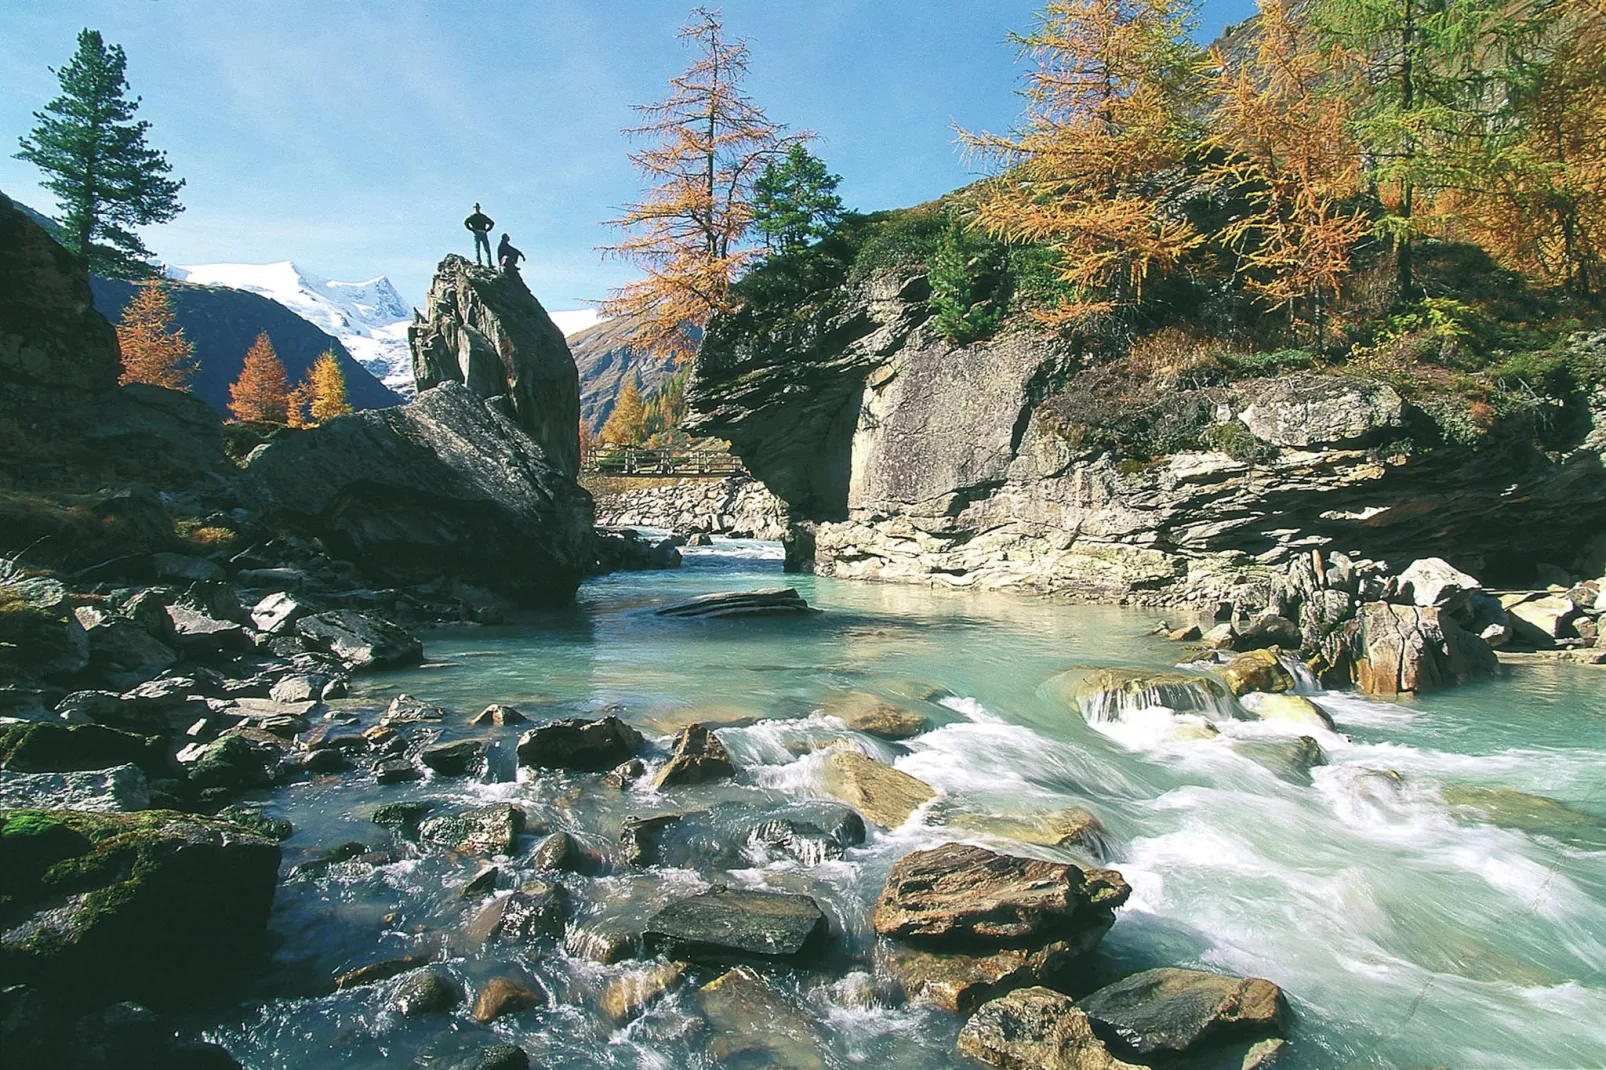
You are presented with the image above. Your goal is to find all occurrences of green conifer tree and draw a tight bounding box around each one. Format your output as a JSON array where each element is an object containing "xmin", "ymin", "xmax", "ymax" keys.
[
  {"xmin": 16, "ymin": 28, "xmax": 185, "ymax": 278},
  {"xmin": 752, "ymin": 144, "xmax": 845, "ymax": 253}
]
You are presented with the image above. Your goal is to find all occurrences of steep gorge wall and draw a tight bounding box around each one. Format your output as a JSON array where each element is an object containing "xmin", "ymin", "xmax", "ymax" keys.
[{"xmin": 690, "ymin": 272, "xmax": 1606, "ymax": 606}]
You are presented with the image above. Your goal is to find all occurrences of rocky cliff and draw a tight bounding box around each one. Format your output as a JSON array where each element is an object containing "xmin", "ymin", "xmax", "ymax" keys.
[
  {"xmin": 690, "ymin": 270, "xmax": 1606, "ymax": 605},
  {"xmin": 409, "ymin": 254, "xmax": 581, "ymax": 477}
]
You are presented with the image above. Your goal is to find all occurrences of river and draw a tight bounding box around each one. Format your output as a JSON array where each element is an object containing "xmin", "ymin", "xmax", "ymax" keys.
[{"xmin": 210, "ymin": 538, "xmax": 1606, "ymax": 1069}]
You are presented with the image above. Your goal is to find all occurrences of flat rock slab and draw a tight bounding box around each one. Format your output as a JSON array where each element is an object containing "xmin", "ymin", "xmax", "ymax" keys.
[
  {"xmin": 874, "ymin": 842, "xmax": 1130, "ymax": 944},
  {"xmin": 644, "ymin": 889, "xmax": 827, "ymax": 964},
  {"xmin": 1076, "ymin": 967, "xmax": 1289, "ymax": 1056},
  {"xmin": 655, "ymin": 587, "xmax": 820, "ymax": 619},
  {"xmin": 818, "ymin": 749, "xmax": 934, "ymax": 828},
  {"xmin": 516, "ymin": 715, "xmax": 642, "ymax": 772},
  {"xmin": 959, "ymin": 986, "xmax": 1142, "ymax": 1070}
]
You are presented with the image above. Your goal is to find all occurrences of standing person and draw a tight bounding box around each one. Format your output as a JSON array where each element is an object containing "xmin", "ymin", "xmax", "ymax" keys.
[
  {"xmin": 464, "ymin": 202, "xmax": 494, "ymax": 266},
  {"xmin": 497, "ymin": 233, "xmax": 525, "ymax": 275}
]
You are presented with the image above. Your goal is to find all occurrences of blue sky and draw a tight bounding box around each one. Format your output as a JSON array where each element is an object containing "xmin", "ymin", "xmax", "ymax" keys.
[{"xmin": 0, "ymin": 1, "xmax": 1256, "ymax": 310}]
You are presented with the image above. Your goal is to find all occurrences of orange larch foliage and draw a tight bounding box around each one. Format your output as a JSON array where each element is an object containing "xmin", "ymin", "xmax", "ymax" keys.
[
  {"xmin": 307, "ymin": 350, "xmax": 352, "ymax": 423},
  {"xmin": 598, "ymin": 6, "xmax": 804, "ymax": 361},
  {"xmin": 116, "ymin": 279, "xmax": 197, "ymax": 389},
  {"xmin": 228, "ymin": 331, "xmax": 290, "ymax": 424}
]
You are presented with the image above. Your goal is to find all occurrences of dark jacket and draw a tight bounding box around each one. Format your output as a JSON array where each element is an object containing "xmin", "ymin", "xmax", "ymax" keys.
[
  {"xmin": 464, "ymin": 211, "xmax": 494, "ymax": 233},
  {"xmin": 497, "ymin": 238, "xmax": 524, "ymax": 264}
]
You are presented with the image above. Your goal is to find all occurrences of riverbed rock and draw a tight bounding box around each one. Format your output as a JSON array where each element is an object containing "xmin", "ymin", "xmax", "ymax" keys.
[
  {"xmin": 0, "ymin": 809, "xmax": 280, "ymax": 1007},
  {"xmin": 873, "ymin": 842, "xmax": 1130, "ymax": 945},
  {"xmin": 1239, "ymin": 692, "xmax": 1336, "ymax": 732},
  {"xmin": 1341, "ymin": 602, "xmax": 1498, "ymax": 697},
  {"xmin": 185, "ymin": 731, "xmax": 284, "ymax": 791},
  {"xmin": 817, "ymin": 749, "xmax": 934, "ymax": 828},
  {"xmin": 382, "ymin": 693, "xmax": 448, "ymax": 725},
  {"xmin": 1221, "ymin": 649, "xmax": 1295, "ymax": 696},
  {"xmin": 1076, "ymin": 967, "xmax": 1289, "ymax": 1057},
  {"xmin": 877, "ymin": 938, "xmax": 1105, "ymax": 1016},
  {"xmin": 598, "ymin": 959, "xmax": 687, "ymax": 1024},
  {"xmin": 1397, "ymin": 557, "xmax": 1482, "ymax": 611},
  {"xmin": 619, "ymin": 813, "xmax": 682, "ymax": 866},
  {"xmin": 1234, "ymin": 736, "xmax": 1327, "ymax": 785},
  {"xmin": 418, "ymin": 803, "xmax": 525, "ymax": 855},
  {"xmin": 295, "ymin": 610, "xmax": 423, "ymax": 670},
  {"xmin": 958, "ymin": 986, "xmax": 1143, "ymax": 1070},
  {"xmin": 0, "ymin": 722, "xmax": 164, "ymax": 775},
  {"xmin": 420, "ymin": 739, "xmax": 487, "ymax": 777},
  {"xmin": 1506, "ymin": 595, "xmax": 1580, "ymax": 645},
  {"xmin": 697, "ymin": 966, "xmax": 827, "ymax": 1070},
  {"xmin": 249, "ymin": 591, "xmax": 305, "ymax": 635},
  {"xmin": 242, "ymin": 382, "xmax": 593, "ymax": 606},
  {"xmin": 655, "ymin": 587, "xmax": 819, "ymax": 618},
  {"xmin": 410, "ymin": 253, "xmax": 581, "ymax": 476},
  {"xmin": 470, "ymin": 703, "xmax": 526, "ymax": 726},
  {"xmin": 652, "ymin": 723, "xmax": 735, "ymax": 789},
  {"xmin": 823, "ymin": 691, "xmax": 929, "ymax": 739},
  {"xmin": 1068, "ymin": 669, "xmax": 1233, "ymax": 720},
  {"xmin": 0, "ymin": 763, "xmax": 151, "ymax": 812},
  {"xmin": 516, "ymin": 715, "xmax": 643, "ymax": 771},
  {"xmin": 948, "ymin": 807, "xmax": 1107, "ymax": 856},
  {"xmin": 471, "ymin": 975, "xmax": 545, "ymax": 1022},
  {"xmin": 644, "ymin": 889, "xmax": 828, "ymax": 965},
  {"xmin": 746, "ymin": 811, "xmax": 866, "ymax": 865},
  {"xmin": 394, "ymin": 969, "xmax": 462, "ymax": 1017}
]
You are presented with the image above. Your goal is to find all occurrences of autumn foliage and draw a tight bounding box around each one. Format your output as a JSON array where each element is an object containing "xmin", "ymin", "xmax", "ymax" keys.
[
  {"xmin": 227, "ymin": 332, "xmax": 290, "ymax": 424},
  {"xmin": 116, "ymin": 279, "xmax": 197, "ymax": 389}
]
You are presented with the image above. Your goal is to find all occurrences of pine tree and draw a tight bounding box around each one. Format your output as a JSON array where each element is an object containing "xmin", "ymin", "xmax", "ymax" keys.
[
  {"xmin": 15, "ymin": 29, "xmax": 184, "ymax": 278},
  {"xmin": 228, "ymin": 332, "xmax": 291, "ymax": 424},
  {"xmin": 752, "ymin": 144, "xmax": 845, "ymax": 253},
  {"xmin": 598, "ymin": 7, "xmax": 805, "ymax": 360},
  {"xmin": 600, "ymin": 377, "xmax": 648, "ymax": 446},
  {"xmin": 1206, "ymin": 0, "xmax": 1370, "ymax": 347},
  {"xmin": 115, "ymin": 278, "xmax": 197, "ymax": 389},
  {"xmin": 960, "ymin": 0, "xmax": 1207, "ymax": 322},
  {"xmin": 308, "ymin": 350, "xmax": 353, "ymax": 423}
]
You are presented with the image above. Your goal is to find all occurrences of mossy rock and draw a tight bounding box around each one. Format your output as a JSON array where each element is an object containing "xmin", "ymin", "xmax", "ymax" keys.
[
  {"xmin": 0, "ymin": 722, "xmax": 167, "ymax": 776},
  {"xmin": 1221, "ymin": 649, "xmax": 1295, "ymax": 697},
  {"xmin": 0, "ymin": 808, "xmax": 280, "ymax": 1007}
]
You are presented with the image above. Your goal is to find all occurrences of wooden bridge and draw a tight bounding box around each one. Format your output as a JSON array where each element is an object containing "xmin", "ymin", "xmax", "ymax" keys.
[{"xmin": 581, "ymin": 446, "xmax": 748, "ymax": 477}]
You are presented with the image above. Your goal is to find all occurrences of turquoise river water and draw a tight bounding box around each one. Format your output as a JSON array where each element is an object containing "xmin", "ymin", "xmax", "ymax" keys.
[{"xmin": 210, "ymin": 539, "xmax": 1606, "ymax": 1069}]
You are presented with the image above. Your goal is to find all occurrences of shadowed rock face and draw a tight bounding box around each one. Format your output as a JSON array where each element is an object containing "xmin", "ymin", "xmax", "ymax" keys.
[
  {"xmin": 410, "ymin": 254, "xmax": 581, "ymax": 477},
  {"xmin": 242, "ymin": 382, "xmax": 594, "ymax": 606}
]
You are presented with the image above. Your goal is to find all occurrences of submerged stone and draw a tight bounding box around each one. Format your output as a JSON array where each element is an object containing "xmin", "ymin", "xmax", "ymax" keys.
[
  {"xmin": 472, "ymin": 975, "xmax": 545, "ymax": 1022},
  {"xmin": 418, "ymin": 803, "xmax": 526, "ymax": 856},
  {"xmin": 598, "ymin": 959, "xmax": 687, "ymax": 1025},
  {"xmin": 644, "ymin": 889, "xmax": 828, "ymax": 965},
  {"xmin": 1067, "ymin": 669, "xmax": 1233, "ymax": 723},
  {"xmin": 655, "ymin": 587, "xmax": 819, "ymax": 618},
  {"xmin": 697, "ymin": 966, "xmax": 827, "ymax": 1070},
  {"xmin": 1076, "ymin": 967, "xmax": 1289, "ymax": 1056},
  {"xmin": 823, "ymin": 691, "xmax": 929, "ymax": 740}
]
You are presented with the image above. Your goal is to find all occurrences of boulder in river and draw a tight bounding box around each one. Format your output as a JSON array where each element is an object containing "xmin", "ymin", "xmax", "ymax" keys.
[
  {"xmin": 516, "ymin": 715, "xmax": 643, "ymax": 772},
  {"xmin": 0, "ymin": 808, "xmax": 280, "ymax": 1008},
  {"xmin": 873, "ymin": 842, "xmax": 1130, "ymax": 945},
  {"xmin": 818, "ymin": 748, "xmax": 934, "ymax": 828},
  {"xmin": 418, "ymin": 803, "xmax": 526, "ymax": 855},
  {"xmin": 958, "ymin": 986, "xmax": 1143, "ymax": 1070},
  {"xmin": 1221, "ymin": 649, "xmax": 1295, "ymax": 697},
  {"xmin": 644, "ymin": 888, "xmax": 828, "ymax": 965},
  {"xmin": 394, "ymin": 969, "xmax": 462, "ymax": 1017},
  {"xmin": 1340, "ymin": 602, "xmax": 1497, "ymax": 697},
  {"xmin": 823, "ymin": 691, "xmax": 929, "ymax": 739},
  {"xmin": 652, "ymin": 723, "xmax": 735, "ymax": 789},
  {"xmin": 697, "ymin": 966, "xmax": 828, "ymax": 1070},
  {"xmin": 1067, "ymin": 669, "xmax": 1234, "ymax": 722},
  {"xmin": 420, "ymin": 739, "xmax": 487, "ymax": 777},
  {"xmin": 295, "ymin": 610, "xmax": 423, "ymax": 670},
  {"xmin": 877, "ymin": 938, "xmax": 1105, "ymax": 1016},
  {"xmin": 598, "ymin": 959, "xmax": 687, "ymax": 1025},
  {"xmin": 1076, "ymin": 966, "xmax": 1289, "ymax": 1057},
  {"xmin": 655, "ymin": 587, "xmax": 820, "ymax": 618},
  {"xmin": 1397, "ymin": 557, "xmax": 1482, "ymax": 612},
  {"xmin": 471, "ymin": 975, "xmax": 545, "ymax": 1022},
  {"xmin": 243, "ymin": 382, "xmax": 594, "ymax": 606},
  {"xmin": 1239, "ymin": 692, "xmax": 1335, "ymax": 732}
]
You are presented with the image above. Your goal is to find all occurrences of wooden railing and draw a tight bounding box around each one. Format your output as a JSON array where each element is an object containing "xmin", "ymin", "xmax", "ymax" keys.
[{"xmin": 582, "ymin": 446, "xmax": 747, "ymax": 477}]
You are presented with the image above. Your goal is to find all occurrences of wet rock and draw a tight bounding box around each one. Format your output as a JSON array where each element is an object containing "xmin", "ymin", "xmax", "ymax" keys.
[
  {"xmin": 1222, "ymin": 649, "xmax": 1295, "ymax": 696},
  {"xmin": 644, "ymin": 888, "xmax": 828, "ymax": 965},
  {"xmin": 1076, "ymin": 967, "xmax": 1289, "ymax": 1057},
  {"xmin": 1342, "ymin": 602, "xmax": 1498, "ymax": 696},
  {"xmin": 532, "ymin": 830, "xmax": 579, "ymax": 871},
  {"xmin": 746, "ymin": 812, "xmax": 866, "ymax": 865},
  {"xmin": 469, "ymin": 703, "xmax": 526, "ymax": 726},
  {"xmin": 0, "ymin": 808, "xmax": 280, "ymax": 1007},
  {"xmin": 459, "ymin": 865, "xmax": 499, "ymax": 897},
  {"xmin": 471, "ymin": 976, "xmax": 545, "ymax": 1022},
  {"xmin": 375, "ymin": 758, "xmax": 423, "ymax": 785},
  {"xmin": 877, "ymin": 938, "xmax": 1103, "ymax": 1015},
  {"xmin": 1234, "ymin": 736, "xmax": 1327, "ymax": 785},
  {"xmin": 294, "ymin": 610, "xmax": 423, "ymax": 670},
  {"xmin": 419, "ymin": 739, "xmax": 486, "ymax": 777},
  {"xmin": 418, "ymin": 803, "xmax": 525, "ymax": 855},
  {"xmin": 1397, "ymin": 558, "xmax": 1482, "ymax": 612},
  {"xmin": 818, "ymin": 749, "xmax": 934, "ymax": 828},
  {"xmin": 602, "ymin": 757, "xmax": 648, "ymax": 788},
  {"xmin": 1239, "ymin": 692, "xmax": 1335, "ymax": 732},
  {"xmin": 566, "ymin": 921, "xmax": 639, "ymax": 964},
  {"xmin": 186, "ymin": 732, "xmax": 284, "ymax": 791},
  {"xmin": 371, "ymin": 800, "xmax": 438, "ymax": 836},
  {"xmin": 382, "ymin": 693, "xmax": 448, "ymax": 726},
  {"xmin": 1243, "ymin": 1037, "xmax": 1289, "ymax": 1069},
  {"xmin": 823, "ymin": 691, "xmax": 929, "ymax": 739},
  {"xmin": 1167, "ymin": 624, "xmax": 1202, "ymax": 642},
  {"xmin": 948, "ymin": 807, "xmax": 1107, "ymax": 857},
  {"xmin": 652, "ymin": 723, "xmax": 735, "ymax": 789},
  {"xmin": 874, "ymin": 843, "xmax": 1130, "ymax": 944},
  {"xmin": 0, "ymin": 763, "xmax": 151, "ymax": 813},
  {"xmin": 958, "ymin": 986, "xmax": 1141, "ymax": 1070},
  {"xmin": 1237, "ymin": 615, "xmax": 1302, "ymax": 650},
  {"xmin": 516, "ymin": 715, "xmax": 643, "ymax": 772},
  {"xmin": 697, "ymin": 966, "xmax": 827, "ymax": 1070},
  {"xmin": 1442, "ymin": 785, "xmax": 1606, "ymax": 850},
  {"xmin": 289, "ymin": 840, "xmax": 372, "ymax": 879},
  {"xmin": 441, "ymin": 1044, "xmax": 530, "ymax": 1070},
  {"xmin": 1069, "ymin": 669, "xmax": 1232, "ymax": 720},
  {"xmin": 334, "ymin": 955, "xmax": 428, "ymax": 990},
  {"xmin": 469, "ymin": 884, "xmax": 568, "ymax": 945},
  {"xmin": 598, "ymin": 959, "xmax": 686, "ymax": 1025},
  {"xmin": 0, "ymin": 722, "xmax": 164, "ymax": 774},
  {"xmin": 1201, "ymin": 623, "xmax": 1237, "ymax": 650},
  {"xmin": 619, "ymin": 813, "xmax": 682, "ymax": 866},
  {"xmin": 394, "ymin": 969, "xmax": 462, "ymax": 1017},
  {"xmin": 655, "ymin": 586, "xmax": 819, "ymax": 618},
  {"xmin": 214, "ymin": 803, "xmax": 293, "ymax": 841}
]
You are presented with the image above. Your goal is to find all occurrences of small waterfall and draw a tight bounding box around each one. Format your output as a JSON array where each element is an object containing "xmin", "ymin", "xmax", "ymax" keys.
[
  {"xmin": 1279, "ymin": 652, "xmax": 1321, "ymax": 693},
  {"xmin": 1069, "ymin": 668, "xmax": 1241, "ymax": 725}
]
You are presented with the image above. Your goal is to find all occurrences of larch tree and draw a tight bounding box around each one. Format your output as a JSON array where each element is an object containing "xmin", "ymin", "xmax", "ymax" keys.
[
  {"xmin": 15, "ymin": 29, "xmax": 184, "ymax": 278},
  {"xmin": 600, "ymin": 377, "xmax": 648, "ymax": 446},
  {"xmin": 960, "ymin": 0, "xmax": 1208, "ymax": 323},
  {"xmin": 1206, "ymin": 0, "xmax": 1371, "ymax": 348},
  {"xmin": 308, "ymin": 350, "xmax": 353, "ymax": 423},
  {"xmin": 228, "ymin": 332, "xmax": 291, "ymax": 424},
  {"xmin": 599, "ymin": 6, "xmax": 804, "ymax": 361},
  {"xmin": 115, "ymin": 279, "xmax": 197, "ymax": 389}
]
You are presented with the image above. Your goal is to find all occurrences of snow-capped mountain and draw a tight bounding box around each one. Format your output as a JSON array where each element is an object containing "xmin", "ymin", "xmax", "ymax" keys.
[{"xmin": 172, "ymin": 261, "xmax": 417, "ymax": 393}]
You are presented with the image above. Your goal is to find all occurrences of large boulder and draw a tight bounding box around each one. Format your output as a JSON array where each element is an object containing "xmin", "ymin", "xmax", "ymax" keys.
[
  {"xmin": 409, "ymin": 254, "xmax": 581, "ymax": 477},
  {"xmin": 242, "ymin": 382, "xmax": 594, "ymax": 605},
  {"xmin": 1076, "ymin": 967, "xmax": 1290, "ymax": 1058},
  {"xmin": 818, "ymin": 749, "xmax": 934, "ymax": 828},
  {"xmin": 1338, "ymin": 602, "xmax": 1498, "ymax": 697},
  {"xmin": 958, "ymin": 987, "xmax": 1143, "ymax": 1070},
  {"xmin": 644, "ymin": 889, "xmax": 828, "ymax": 965},
  {"xmin": 0, "ymin": 809, "xmax": 280, "ymax": 1007},
  {"xmin": 516, "ymin": 716, "xmax": 643, "ymax": 772}
]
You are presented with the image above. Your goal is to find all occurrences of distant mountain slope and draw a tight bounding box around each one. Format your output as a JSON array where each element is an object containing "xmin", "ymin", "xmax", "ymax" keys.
[
  {"xmin": 568, "ymin": 314, "xmax": 694, "ymax": 432},
  {"xmin": 172, "ymin": 261, "xmax": 415, "ymax": 393},
  {"xmin": 91, "ymin": 277, "xmax": 402, "ymax": 415}
]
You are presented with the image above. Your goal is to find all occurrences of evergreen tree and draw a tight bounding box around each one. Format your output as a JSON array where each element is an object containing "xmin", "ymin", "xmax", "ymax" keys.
[
  {"xmin": 752, "ymin": 144, "xmax": 845, "ymax": 253},
  {"xmin": 308, "ymin": 350, "xmax": 353, "ymax": 423},
  {"xmin": 228, "ymin": 332, "xmax": 291, "ymax": 424},
  {"xmin": 16, "ymin": 28, "xmax": 185, "ymax": 278},
  {"xmin": 115, "ymin": 279, "xmax": 197, "ymax": 389},
  {"xmin": 600, "ymin": 377, "xmax": 648, "ymax": 446},
  {"xmin": 929, "ymin": 220, "xmax": 1007, "ymax": 343}
]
